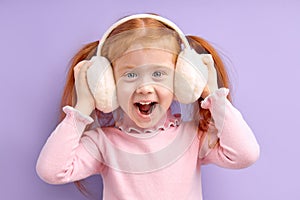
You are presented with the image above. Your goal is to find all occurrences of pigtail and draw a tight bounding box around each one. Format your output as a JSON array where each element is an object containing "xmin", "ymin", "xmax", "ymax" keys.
[
  {"xmin": 186, "ymin": 36, "xmax": 232, "ymax": 136},
  {"xmin": 59, "ymin": 41, "xmax": 98, "ymax": 198}
]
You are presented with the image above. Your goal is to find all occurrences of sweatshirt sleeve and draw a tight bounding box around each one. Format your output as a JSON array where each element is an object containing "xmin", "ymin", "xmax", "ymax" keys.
[
  {"xmin": 36, "ymin": 106, "xmax": 104, "ymax": 184},
  {"xmin": 198, "ymin": 88, "xmax": 260, "ymax": 169}
]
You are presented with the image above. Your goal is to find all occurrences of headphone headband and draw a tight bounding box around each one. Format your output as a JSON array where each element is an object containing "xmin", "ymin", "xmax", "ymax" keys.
[{"xmin": 96, "ymin": 14, "xmax": 191, "ymax": 56}]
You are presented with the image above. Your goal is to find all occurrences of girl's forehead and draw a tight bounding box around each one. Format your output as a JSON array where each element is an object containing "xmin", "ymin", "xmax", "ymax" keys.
[{"xmin": 113, "ymin": 48, "xmax": 176, "ymax": 69}]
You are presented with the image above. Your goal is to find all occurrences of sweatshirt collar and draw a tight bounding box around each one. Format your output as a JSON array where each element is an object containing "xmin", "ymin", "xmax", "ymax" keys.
[{"xmin": 115, "ymin": 109, "xmax": 181, "ymax": 138}]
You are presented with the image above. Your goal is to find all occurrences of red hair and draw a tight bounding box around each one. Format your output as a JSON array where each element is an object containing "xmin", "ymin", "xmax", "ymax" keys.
[
  {"xmin": 186, "ymin": 35, "xmax": 232, "ymax": 134},
  {"xmin": 59, "ymin": 17, "xmax": 232, "ymax": 197}
]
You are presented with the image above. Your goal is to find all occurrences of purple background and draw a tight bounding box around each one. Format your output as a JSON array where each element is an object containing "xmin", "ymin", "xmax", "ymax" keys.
[{"xmin": 1, "ymin": 0, "xmax": 299, "ymax": 199}]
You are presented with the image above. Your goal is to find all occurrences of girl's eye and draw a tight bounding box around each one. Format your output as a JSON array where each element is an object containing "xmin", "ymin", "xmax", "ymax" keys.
[
  {"xmin": 122, "ymin": 72, "xmax": 138, "ymax": 81},
  {"xmin": 125, "ymin": 72, "xmax": 137, "ymax": 79},
  {"xmin": 152, "ymin": 71, "xmax": 164, "ymax": 78}
]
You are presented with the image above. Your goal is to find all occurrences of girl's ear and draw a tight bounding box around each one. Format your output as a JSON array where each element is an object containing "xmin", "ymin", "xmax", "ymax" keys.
[
  {"xmin": 174, "ymin": 48, "xmax": 209, "ymax": 104},
  {"xmin": 87, "ymin": 56, "xmax": 119, "ymax": 113}
]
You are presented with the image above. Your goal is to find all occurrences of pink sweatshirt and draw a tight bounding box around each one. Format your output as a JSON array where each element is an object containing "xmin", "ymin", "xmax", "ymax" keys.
[{"xmin": 36, "ymin": 88, "xmax": 260, "ymax": 200}]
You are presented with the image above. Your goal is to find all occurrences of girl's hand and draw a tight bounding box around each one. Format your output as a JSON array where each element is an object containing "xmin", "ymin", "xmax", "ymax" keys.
[
  {"xmin": 201, "ymin": 55, "xmax": 218, "ymax": 99},
  {"xmin": 74, "ymin": 60, "xmax": 95, "ymax": 116}
]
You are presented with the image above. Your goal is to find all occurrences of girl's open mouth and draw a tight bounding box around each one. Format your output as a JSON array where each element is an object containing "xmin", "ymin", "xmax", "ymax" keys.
[{"xmin": 134, "ymin": 102, "xmax": 157, "ymax": 115}]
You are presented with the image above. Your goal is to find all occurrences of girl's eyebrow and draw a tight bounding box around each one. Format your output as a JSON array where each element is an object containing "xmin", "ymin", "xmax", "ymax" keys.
[
  {"xmin": 116, "ymin": 65, "xmax": 135, "ymax": 73},
  {"xmin": 123, "ymin": 65, "xmax": 136, "ymax": 70},
  {"xmin": 152, "ymin": 64, "xmax": 173, "ymax": 69},
  {"xmin": 120, "ymin": 66, "xmax": 136, "ymax": 74}
]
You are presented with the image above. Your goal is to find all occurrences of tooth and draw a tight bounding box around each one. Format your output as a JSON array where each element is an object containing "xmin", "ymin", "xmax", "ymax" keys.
[{"xmin": 139, "ymin": 102, "xmax": 151, "ymax": 105}]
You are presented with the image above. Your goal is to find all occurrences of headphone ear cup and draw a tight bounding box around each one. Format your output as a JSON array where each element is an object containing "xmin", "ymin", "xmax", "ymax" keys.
[
  {"xmin": 174, "ymin": 49, "xmax": 209, "ymax": 104},
  {"xmin": 86, "ymin": 56, "xmax": 119, "ymax": 113}
]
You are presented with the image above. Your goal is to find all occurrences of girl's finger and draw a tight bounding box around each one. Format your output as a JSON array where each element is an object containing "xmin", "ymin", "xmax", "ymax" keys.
[{"xmin": 73, "ymin": 60, "xmax": 92, "ymax": 79}]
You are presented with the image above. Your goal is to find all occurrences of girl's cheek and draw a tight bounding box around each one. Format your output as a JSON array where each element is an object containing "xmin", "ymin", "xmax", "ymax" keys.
[
  {"xmin": 157, "ymin": 77, "xmax": 174, "ymax": 93},
  {"xmin": 116, "ymin": 81, "xmax": 136, "ymax": 107}
]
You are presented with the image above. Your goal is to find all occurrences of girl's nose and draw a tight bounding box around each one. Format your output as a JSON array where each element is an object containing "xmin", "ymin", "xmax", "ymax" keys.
[{"xmin": 135, "ymin": 83, "xmax": 155, "ymax": 94}]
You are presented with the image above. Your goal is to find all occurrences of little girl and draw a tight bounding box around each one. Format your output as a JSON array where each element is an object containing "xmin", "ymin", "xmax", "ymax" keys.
[{"xmin": 36, "ymin": 14, "xmax": 260, "ymax": 200}]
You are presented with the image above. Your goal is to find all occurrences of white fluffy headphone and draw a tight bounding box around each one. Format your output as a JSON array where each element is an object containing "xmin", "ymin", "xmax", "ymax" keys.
[{"xmin": 86, "ymin": 14, "xmax": 210, "ymax": 113}]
